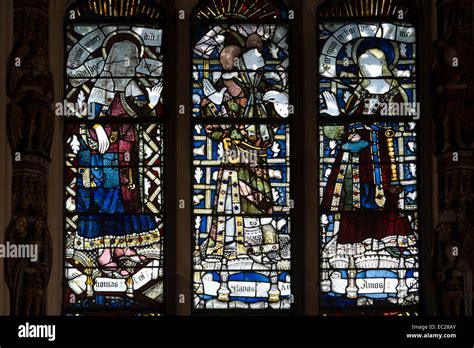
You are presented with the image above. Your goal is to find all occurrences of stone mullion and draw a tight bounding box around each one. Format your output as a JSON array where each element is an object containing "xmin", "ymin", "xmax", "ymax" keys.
[{"xmin": 4, "ymin": 0, "xmax": 54, "ymax": 316}]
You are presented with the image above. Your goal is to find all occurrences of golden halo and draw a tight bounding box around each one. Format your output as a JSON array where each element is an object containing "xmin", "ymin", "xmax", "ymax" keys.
[{"xmin": 101, "ymin": 29, "xmax": 145, "ymax": 60}]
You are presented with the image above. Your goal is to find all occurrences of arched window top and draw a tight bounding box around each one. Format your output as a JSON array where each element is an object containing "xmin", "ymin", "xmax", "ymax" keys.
[
  {"xmin": 67, "ymin": 0, "xmax": 162, "ymax": 20},
  {"xmin": 192, "ymin": 0, "xmax": 291, "ymax": 21},
  {"xmin": 317, "ymin": 0, "xmax": 417, "ymax": 20}
]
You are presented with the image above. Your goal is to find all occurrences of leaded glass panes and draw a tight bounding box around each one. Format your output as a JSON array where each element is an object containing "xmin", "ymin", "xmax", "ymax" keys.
[
  {"xmin": 192, "ymin": 0, "xmax": 293, "ymax": 311},
  {"xmin": 318, "ymin": 2, "xmax": 420, "ymax": 310},
  {"xmin": 63, "ymin": 1, "xmax": 165, "ymax": 314}
]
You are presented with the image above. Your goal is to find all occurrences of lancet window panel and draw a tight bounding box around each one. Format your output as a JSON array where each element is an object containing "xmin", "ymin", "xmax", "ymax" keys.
[
  {"xmin": 317, "ymin": 0, "xmax": 421, "ymax": 312},
  {"xmin": 63, "ymin": 0, "xmax": 166, "ymax": 315},
  {"xmin": 191, "ymin": 0, "xmax": 294, "ymax": 312}
]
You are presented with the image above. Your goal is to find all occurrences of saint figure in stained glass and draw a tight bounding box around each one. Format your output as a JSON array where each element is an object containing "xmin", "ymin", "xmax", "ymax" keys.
[
  {"xmin": 89, "ymin": 39, "xmax": 163, "ymax": 117},
  {"xmin": 192, "ymin": 2, "xmax": 292, "ymax": 309},
  {"xmin": 199, "ymin": 30, "xmax": 289, "ymax": 119},
  {"xmin": 318, "ymin": 16, "xmax": 419, "ymax": 308},
  {"xmin": 321, "ymin": 46, "xmax": 409, "ymax": 117},
  {"xmin": 321, "ymin": 44, "xmax": 416, "ymax": 252},
  {"xmin": 198, "ymin": 32, "xmax": 287, "ymax": 260},
  {"xmin": 75, "ymin": 35, "xmax": 164, "ymax": 278},
  {"xmin": 64, "ymin": 1, "xmax": 165, "ymax": 312},
  {"xmin": 200, "ymin": 123, "xmax": 279, "ymax": 259}
]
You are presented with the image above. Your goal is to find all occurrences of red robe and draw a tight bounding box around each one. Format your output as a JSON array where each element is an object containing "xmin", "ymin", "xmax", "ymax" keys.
[{"xmin": 322, "ymin": 89, "xmax": 413, "ymax": 246}]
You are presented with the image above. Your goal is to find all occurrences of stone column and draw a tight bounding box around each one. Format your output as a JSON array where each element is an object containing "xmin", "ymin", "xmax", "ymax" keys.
[
  {"xmin": 171, "ymin": 0, "xmax": 197, "ymax": 315},
  {"xmin": 432, "ymin": 0, "xmax": 474, "ymax": 316},
  {"xmin": 4, "ymin": 0, "xmax": 54, "ymax": 315}
]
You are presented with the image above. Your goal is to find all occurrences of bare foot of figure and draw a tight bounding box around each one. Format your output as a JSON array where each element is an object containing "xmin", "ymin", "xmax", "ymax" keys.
[
  {"xmin": 97, "ymin": 248, "xmax": 130, "ymax": 277},
  {"xmin": 114, "ymin": 247, "xmax": 147, "ymax": 263}
]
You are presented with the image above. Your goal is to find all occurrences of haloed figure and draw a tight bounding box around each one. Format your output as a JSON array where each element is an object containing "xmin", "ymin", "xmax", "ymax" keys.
[
  {"xmin": 320, "ymin": 47, "xmax": 416, "ymax": 257},
  {"xmin": 322, "ymin": 48, "xmax": 409, "ymax": 117},
  {"xmin": 199, "ymin": 32, "xmax": 287, "ymax": 262},
  {"xmin": 75, "ymin": 39, "xmax": 163, "ymax": 277}
]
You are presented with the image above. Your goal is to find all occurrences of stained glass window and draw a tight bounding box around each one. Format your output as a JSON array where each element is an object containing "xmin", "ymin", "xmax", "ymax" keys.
[
  {"xmin": 317, "ymin": 0, "xmax": 420, "ymax": 311},
  {"xmin": 191, "ymin": 0, "xmax": 293, "ymax": 311},
  {"xmin": 63, "ymin": 0, "xmax": 165, "ymax": 315}
]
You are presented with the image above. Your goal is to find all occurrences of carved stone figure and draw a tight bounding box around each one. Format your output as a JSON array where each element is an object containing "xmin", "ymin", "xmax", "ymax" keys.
[
  {"xmin": 7, "ymin": 45, "xmax": 54, "ymax": 155},
  {"xmin": 433, "ymin": 1, "xmax": 474, "ymax": 315},
  {"xmin": 4, "ymin": 215, "xmax": 52, "ymax": 315},
  {"xmin": 433, "ymin": 31, "xmax": 474, "ymax": 152},
  {"xmin": 4, "ymin": 1, "xmax": 54, "ymax": 315},
  {"xmin": 434, "ymin": 217, "xmax": 473, "ymax": 316}
]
